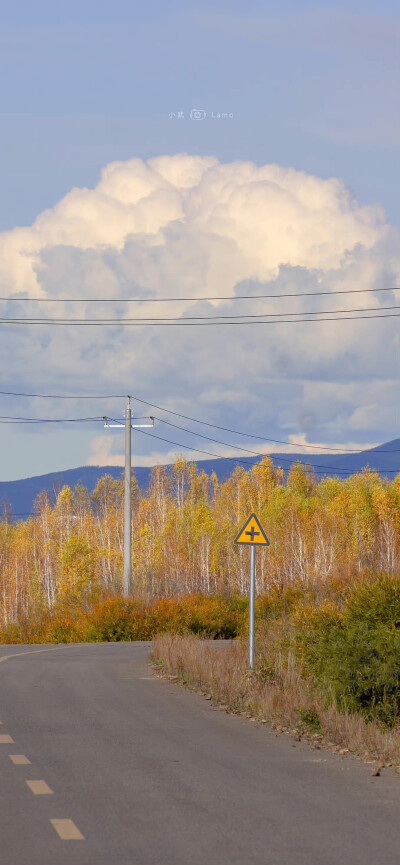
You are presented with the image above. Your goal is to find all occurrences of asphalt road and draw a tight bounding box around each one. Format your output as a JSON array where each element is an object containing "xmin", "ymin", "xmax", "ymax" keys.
[{"xmin": 0, "ymin": 642, "xmax": 400, "ymax": 865}]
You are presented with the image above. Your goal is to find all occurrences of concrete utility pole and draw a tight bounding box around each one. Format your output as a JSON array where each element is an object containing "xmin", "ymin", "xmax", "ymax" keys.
[
  {"xmin": 124, "ymin": 396, "xmax": 132, "ymax": 597},
  {"xmin": 104, "ymin": 398, "xmax": 154, "ymax": 596}
]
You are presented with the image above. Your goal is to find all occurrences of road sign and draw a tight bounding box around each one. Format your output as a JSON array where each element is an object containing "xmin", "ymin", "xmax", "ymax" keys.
[
  {"xmin": 234, "ymin": 513, "xmax": 270, "ymax": 546},
  {"xmin": 234, "ymin": 513, "xmax": 270, "ymax": 670}
]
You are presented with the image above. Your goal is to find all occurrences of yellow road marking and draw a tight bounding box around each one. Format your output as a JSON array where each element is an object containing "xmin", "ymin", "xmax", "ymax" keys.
[
  {"xmin": 26, "ymin": 780, "xmax": 53, "ymax": 795},
  {"xmin": 0, "ymin": 734, "xmax": 14, "ymax": 743},
  {"xmin": 10, "ymin": 754, "xmax": 31, "ymax": 764},
  {"xmin": 50, "ymin": 819, "xmax": 84, "ymax": 840}
]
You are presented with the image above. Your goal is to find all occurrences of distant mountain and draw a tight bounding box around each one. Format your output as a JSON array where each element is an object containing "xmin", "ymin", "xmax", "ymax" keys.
[{"xmin": 1, "ymin": 440, "xmax": 400, "ymax": 520}]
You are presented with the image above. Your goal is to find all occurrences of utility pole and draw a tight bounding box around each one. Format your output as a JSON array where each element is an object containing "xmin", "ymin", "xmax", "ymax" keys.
[
  {"xmin": 124, "ymin": 396, "xmax": 132, "ymax": 597},
  {"xmin": 104, "ymin": 398, "xmax": 154, "ymax": 597}
]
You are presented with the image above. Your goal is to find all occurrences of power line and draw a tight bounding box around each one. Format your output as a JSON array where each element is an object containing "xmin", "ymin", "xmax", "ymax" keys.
[
  {"xmin": 129, "ymin": 396, "xmax": 395, "ymax": 454},
  {"xmin": 147, "ymin": 416, "xmax": 400, "ymax": 475},
  {"xmin": 0, "ymin": 389, "xmax": 397, "ymax": 457},
  {"xmin": 0, "ymin": 414, "xmax": 148, "ymax": 423},
  {"xmin": 153, "ymin": 416, "xmax": 363, "ymax": 459},
  {"xmin": 0, "ymin": 405, "xmax": 395, "ymax": 474},
  {"xmin": 3, "ymin": 513, "xmax": 33, "ymax": 518},
  {"xmin": 131, "ymin": 426, "xmax": 400, "ymax": 476},
  {"xmin": 130, "ymin": 425, "xmax": 305, "ymax": 470},
  {"xmin": 0, "ymin": 311, "xmax": 399, "ymax": 326},
  {"xmin": 0, "ymin": 390, "xmax": 124, "ymax": 399},
  {"xmin": 1, "ymin": 301, "xmax": 400, "ymax": 323},
  {"xmin": 0, "ymin": 415, "xmax": 104, "ymax": 424},
  {"xmin": 1, "ymin": 286, "xmax": 399, "ymax": 303},
  {"xmin": 1, "ymin": 303, "xmax": 400, "ymax": 325}
]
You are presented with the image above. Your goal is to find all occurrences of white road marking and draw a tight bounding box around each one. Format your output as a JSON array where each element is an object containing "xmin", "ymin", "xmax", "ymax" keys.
[
  {"xmin": 26, "ymin": 780, "xmax": 53, "ymax": 795},
  {"xmin": 0, "ymin": 645, "xmax": 82, "ymax": 663},
  {"xmin": 10, "ymin": 754, "xmax": 31, "ymax": 764},
  {"xmin": 119, "ymin": 676, "xmax": 158, "ymax": 680},
  {"xmin": 50, "ymin": 819, "xmax": 84, "ymax": 840},
  {"xmin": 0, "ymin": 734, "xmax": 14, "ymax": 743}
]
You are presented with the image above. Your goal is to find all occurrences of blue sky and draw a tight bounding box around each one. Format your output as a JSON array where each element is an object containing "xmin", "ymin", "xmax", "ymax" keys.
[
  {"xmin": 1, "ymin": 0, "xmax": 399, "ymax": 228},
  {"xmin": 0, "ymin": 0, "xmax": 399, "ymax": 482}
]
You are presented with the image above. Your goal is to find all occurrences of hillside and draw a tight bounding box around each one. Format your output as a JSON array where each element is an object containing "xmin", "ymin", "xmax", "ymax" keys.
[{"xmin": 1, "ymin": 439, "xmax": 399, "ymax": 519}]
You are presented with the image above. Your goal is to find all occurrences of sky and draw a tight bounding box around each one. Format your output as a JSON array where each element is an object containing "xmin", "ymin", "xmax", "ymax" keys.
[{"xmin": 0, "ymin": 0, "xmax": 399, "ymax": 481}]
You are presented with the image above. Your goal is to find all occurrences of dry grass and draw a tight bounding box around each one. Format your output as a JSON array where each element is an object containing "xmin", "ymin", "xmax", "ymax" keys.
[{"xmin": 152, "ymin": 634, "xmax": 400, "ymax": 769}]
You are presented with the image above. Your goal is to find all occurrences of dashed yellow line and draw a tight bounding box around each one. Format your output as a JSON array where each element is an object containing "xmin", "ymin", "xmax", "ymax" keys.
[
  {"xmin": 26, "ymin": 780, "xmax": 53, "ymax": 795},
  {"xmin": 9, "ymin": 754, "xmax": 31, "ymax": 764},
  {"xmin": 50, "ymin": 819, "xmax": 84, "ymax": 840},
  {"xmin": 0, "ymin": 734, "xmax": 14, "ymax": 744}
]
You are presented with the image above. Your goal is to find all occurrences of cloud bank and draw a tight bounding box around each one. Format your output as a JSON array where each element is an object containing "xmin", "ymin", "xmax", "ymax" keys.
[{"xmin": 0, "ymin": 154, "xmax": 399, "ymax": 468}]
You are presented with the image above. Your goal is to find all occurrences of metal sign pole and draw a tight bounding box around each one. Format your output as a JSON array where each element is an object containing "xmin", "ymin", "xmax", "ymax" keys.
[
  {"xmin": 234, "ymin": 513, "xmax": 269, "ymax": 671},
  {"xmin": 249, "ymin": 544, "xmax": 256, "ymax": 669}
]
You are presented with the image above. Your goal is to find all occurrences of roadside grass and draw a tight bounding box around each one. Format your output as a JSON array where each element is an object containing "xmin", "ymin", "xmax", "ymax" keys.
[
  {"xmin": 4, "ymin": 571, "xmax": 400, "ymax": 767},
  {"xmin": 151, "ymin": 633, "xmax": 400, "ymax": 768}
]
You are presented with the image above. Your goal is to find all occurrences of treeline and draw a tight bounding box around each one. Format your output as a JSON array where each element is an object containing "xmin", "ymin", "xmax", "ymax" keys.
[{"xmin": 1, "ymin": 456, "xmax": 400, "ymax": 626}]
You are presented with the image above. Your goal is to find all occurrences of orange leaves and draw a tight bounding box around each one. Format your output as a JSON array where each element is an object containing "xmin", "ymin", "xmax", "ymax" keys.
[
  {"xmin": 0, "ymin": 594, "xmax": 248, "ymax": 643},
  {"xmin": 2, "ymin": 457, "xmax": 400, "ymax": 631},
  {"xmin": 57, "ymin": 534, "xmax": 97, "ymax": 611}
]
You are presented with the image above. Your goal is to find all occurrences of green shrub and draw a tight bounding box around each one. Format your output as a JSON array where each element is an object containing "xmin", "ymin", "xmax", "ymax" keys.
[
  {"xmin": 257, "ymin": 586, "xmax": 306, "ymax": 623},
  {"xmin": 298, "ymin": 708, "xmax": 322, "ymax": 732},
  {"xmin": 297, "ymin": 578, "xmax": 400, "ymax": 725},
  {"xmin": 305, "ymin": 619, "xmax": 400, "ymax": 725},
  {"xmin": 344, "ymin": 575, "xmax": 400, "ymax": 628}
]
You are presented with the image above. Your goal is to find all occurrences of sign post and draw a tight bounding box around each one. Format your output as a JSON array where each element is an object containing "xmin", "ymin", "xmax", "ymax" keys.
[{"xmin": 235, "ymin": 513, "xmax": 270, "ymax": 670}]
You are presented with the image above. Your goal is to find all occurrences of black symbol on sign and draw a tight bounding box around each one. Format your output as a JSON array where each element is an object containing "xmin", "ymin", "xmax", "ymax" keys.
[{"xmin": 245, "ymin": 526, "xmax": 260, "ymax": 542}]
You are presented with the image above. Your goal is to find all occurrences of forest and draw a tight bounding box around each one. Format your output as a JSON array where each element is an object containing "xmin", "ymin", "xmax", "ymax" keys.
[
  {"xmin": 1, "ymin": 455, "xmax": 400, "ymax": 627},
  {"xmin": 3, "ymin": 454, "xmax": 400, "ymax": 739}
]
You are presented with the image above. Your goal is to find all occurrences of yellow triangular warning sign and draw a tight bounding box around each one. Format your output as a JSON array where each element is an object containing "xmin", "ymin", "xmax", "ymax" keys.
[{"xmin": 234, "ymin": 513, "xmax": 270, "ymax": 546}]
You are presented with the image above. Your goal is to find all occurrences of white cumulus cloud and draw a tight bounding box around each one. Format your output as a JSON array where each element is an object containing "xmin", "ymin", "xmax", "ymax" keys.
[{"xmin": 0, "ymin": 153, "xmax": 399, "ymax": 472}]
